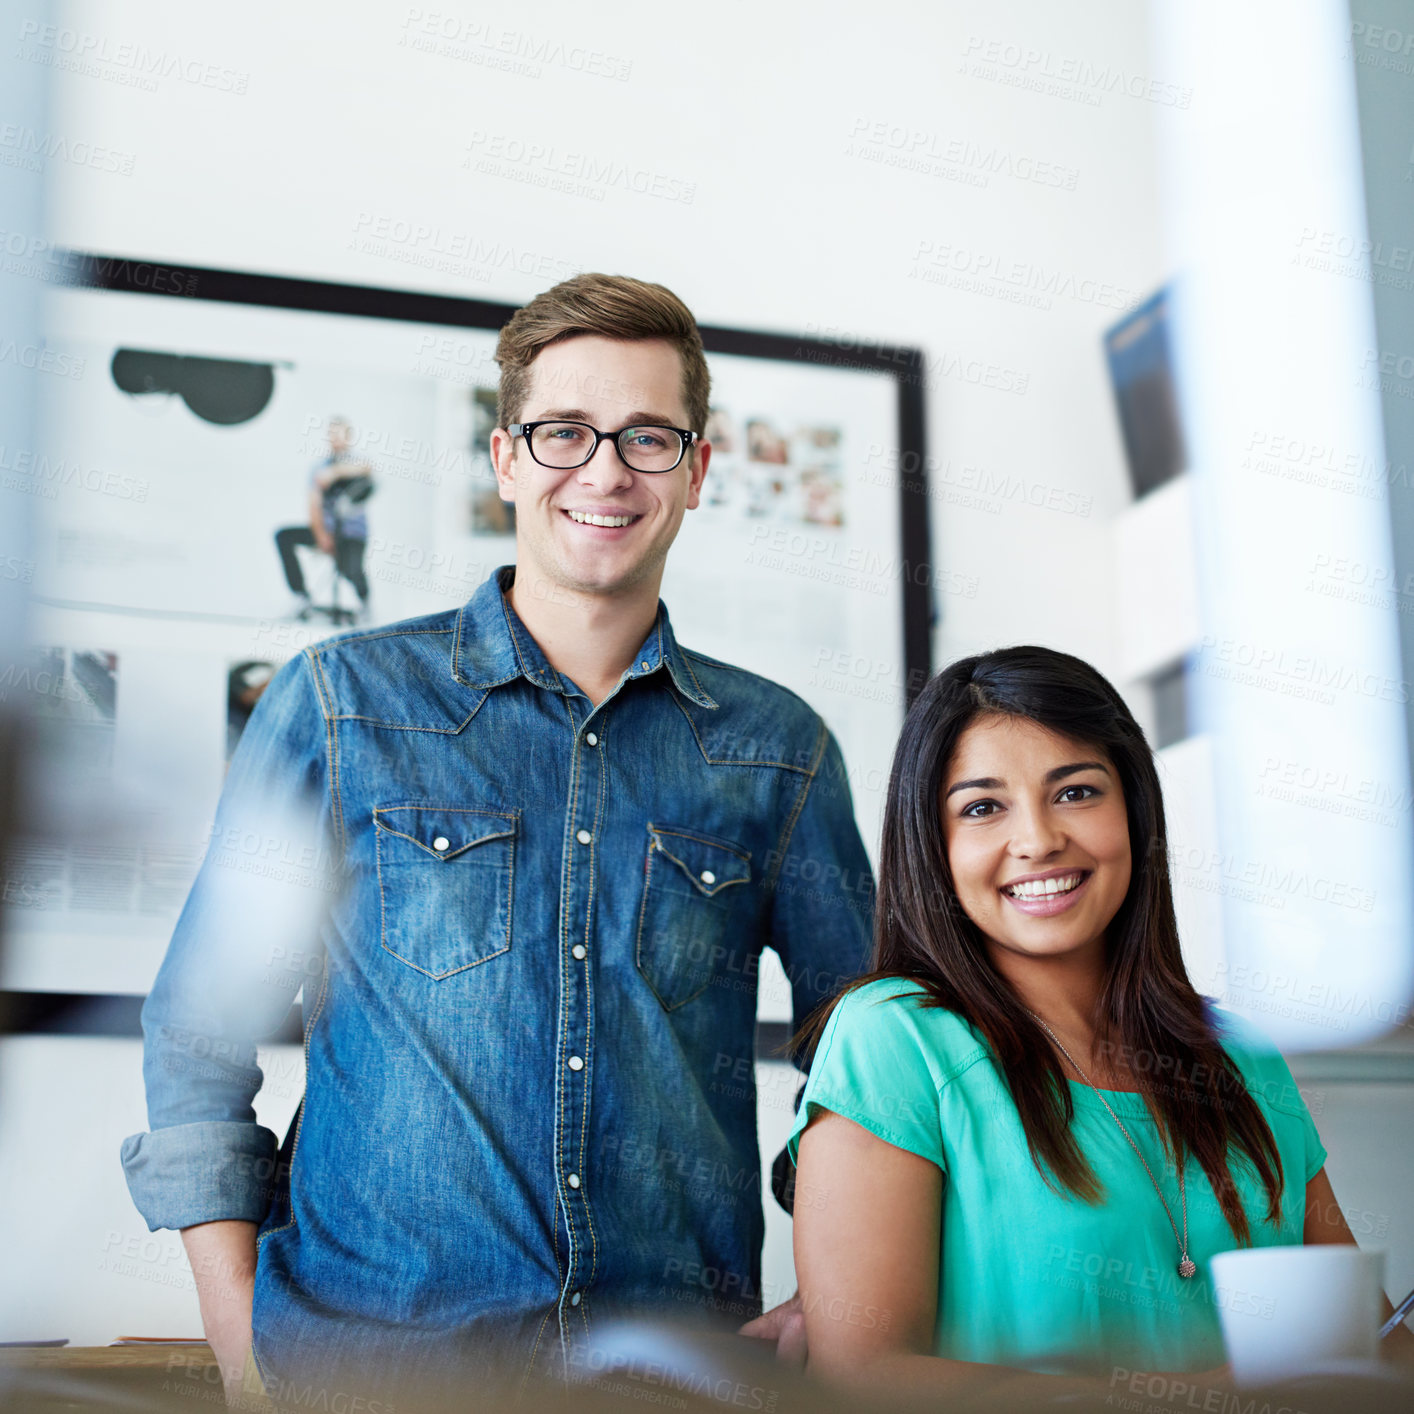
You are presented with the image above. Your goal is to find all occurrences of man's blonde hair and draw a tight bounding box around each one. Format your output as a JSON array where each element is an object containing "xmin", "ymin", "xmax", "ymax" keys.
[{"xmin": 495, "ymin": 273, "xmax": 710, "ymax": 436}]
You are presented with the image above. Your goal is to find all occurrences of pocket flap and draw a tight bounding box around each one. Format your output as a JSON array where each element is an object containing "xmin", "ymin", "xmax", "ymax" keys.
[
  {"xmin": 647, "ymin": 823, "xmax": 751, "ymax": 896},
  {"xmin": 373, "ymin": 805, "xmax": 517, "ymax": 861}
]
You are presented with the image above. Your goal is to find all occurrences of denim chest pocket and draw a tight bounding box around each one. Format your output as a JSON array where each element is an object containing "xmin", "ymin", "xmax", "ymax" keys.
[
  {"xmin": 635, "ymin": 822, "xmax": 752, "ymax": 1011},
  {"xmin": 373, "ymin": 804, "xmax": 517, "ymax": 979}
]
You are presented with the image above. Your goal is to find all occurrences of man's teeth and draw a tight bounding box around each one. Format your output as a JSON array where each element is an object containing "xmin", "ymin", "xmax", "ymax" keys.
[
  {"xmin": 1004, "ymin": 873, "xmax": 1084, "ymax": 899},
  {"xmin": 566, "ymin": 509, "xmax": 636, "ymax": 527}
]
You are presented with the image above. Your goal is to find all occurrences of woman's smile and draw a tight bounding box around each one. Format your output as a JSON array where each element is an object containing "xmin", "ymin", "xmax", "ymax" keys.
[{"xmin": 999, "ymin": 867, "xmax": 1094, "ymax": 917}]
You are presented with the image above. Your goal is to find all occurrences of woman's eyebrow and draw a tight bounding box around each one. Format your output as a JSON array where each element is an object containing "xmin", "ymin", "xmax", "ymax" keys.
[
  {"xmin": 943, "ymin": 761, "xmax": 1110, "ymax": 799},
  {"xmin": 1047, "ymin": 761, "xmax": 1110, "ymax": 782},
  {"xmin": 944, "ymin": 776, "xmax": 1002, "ymax": 799}
]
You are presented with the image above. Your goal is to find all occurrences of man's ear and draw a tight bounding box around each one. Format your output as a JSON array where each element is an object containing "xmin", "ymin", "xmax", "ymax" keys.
[
  {"xmin": 684, "ymin": 439, "xmax": 712, "ymax": 511},
  {"xmin": 489, "ymin": 426, "xmax": 518, "ymax": 503}
]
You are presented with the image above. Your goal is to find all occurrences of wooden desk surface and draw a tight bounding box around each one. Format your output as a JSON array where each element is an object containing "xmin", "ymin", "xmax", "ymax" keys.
[{"xmin": 0, "ymin": 1342, "xmax": 218, "ymax": 1370}]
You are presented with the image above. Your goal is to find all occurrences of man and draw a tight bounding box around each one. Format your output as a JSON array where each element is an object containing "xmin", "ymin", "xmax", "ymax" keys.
[
  {"xmin": 273, "ymin": 414, "xmax": 373, "ymax": 624},
  {"xmin": 122, "ymin": 274, "xmax": 873, "ymax": 1404}
]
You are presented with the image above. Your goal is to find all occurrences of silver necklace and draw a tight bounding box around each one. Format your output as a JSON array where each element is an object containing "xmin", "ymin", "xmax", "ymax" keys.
[{"xmin": 1028, "ymin": 1011, "xmax": 1197, "ymax": 1279}]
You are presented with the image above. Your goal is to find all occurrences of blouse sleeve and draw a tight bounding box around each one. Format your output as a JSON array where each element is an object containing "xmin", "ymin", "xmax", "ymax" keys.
[
  {"xmin": 787, "ymin": 981, "xmax": 947, "ymax": 1171},
  {"xmin": 1211, "ymin": 1006, "xmax": 1328, "ymax": 1182}
]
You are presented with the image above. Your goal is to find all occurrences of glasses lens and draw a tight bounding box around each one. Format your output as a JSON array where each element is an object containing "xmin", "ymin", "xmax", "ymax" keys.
[
  {"xmin": 528, "ymin": 422, "xmax": 596, "ymax": 467},
  {"xmin": 618, "ymin": 426, "xmax": 684, "ymax": 472}
]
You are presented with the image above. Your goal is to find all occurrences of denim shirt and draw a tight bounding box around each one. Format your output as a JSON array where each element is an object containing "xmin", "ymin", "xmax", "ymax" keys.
[{"xmin": 121, "ymin": 564, "xmax": 874, "ymax": 1393}]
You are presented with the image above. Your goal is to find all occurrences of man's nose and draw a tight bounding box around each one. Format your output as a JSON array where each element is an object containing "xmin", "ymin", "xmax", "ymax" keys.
[{"xmin": 575, "ymin": 434, "xmax": 635, "ymax": 493}]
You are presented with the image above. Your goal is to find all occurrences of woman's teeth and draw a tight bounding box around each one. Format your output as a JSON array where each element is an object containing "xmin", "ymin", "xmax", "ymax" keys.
[
  {"xmin": 566, "ymin": 509, "xmax": 636, "ymax": 527},
  {"xmin": 1003, "ymin": 873, "xmax": 1084, "ymax": 899}
]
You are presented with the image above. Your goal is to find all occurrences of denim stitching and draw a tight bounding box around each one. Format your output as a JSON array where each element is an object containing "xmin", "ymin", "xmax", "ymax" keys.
[
  {"xmin": 325, "ymin": 701, "xmax": 498, "ymax": 728},
  {"xmin": 648, "ymin": 825, "xmax": 753, "ymax": 896},
  {"xmin": 372, "ymin": 805, "xmax": 517, "ymax": 859},
  {"xmin": 578, "ymin": 715, "xmax": 605, "ymax": 1295},
  {"xmin": 668, "ymin": 695, "xmax": 814, "ymax": 772},
  {"xmin": 675, "ymin": 647, "xmax": 719, "ymax": 708},
  {"xmin": 635, "ymin": 823, "xmax": 738, "ymax": 1013},
  {"xmin": 375, "ymin": 807, "xmax": 518, "ymax": 979},
  {"xmin": 303, "ymin": 648, "xmax": 347, "ymax": 857},
  {"xmin": 762, "ymin": 718, "xmax": 828, "ymax": 894},
  {"xmin": 555, "ymin": 690, "xmax": 584, "ymax": 1328}
]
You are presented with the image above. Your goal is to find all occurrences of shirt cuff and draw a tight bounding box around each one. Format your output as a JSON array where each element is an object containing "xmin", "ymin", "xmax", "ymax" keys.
[{"xmin": 121, "ymin": 1120, "xmax": 280, "ymax": 1232}]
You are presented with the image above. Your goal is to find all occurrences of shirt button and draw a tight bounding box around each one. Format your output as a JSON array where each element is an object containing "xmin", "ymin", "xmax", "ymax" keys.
[
  {"xmin": 567, "ymin": 1055, "xmax": 584, "ymax": 1071},
  {"xmin": 432, "ymin": 836, "xmax": 450, "ymax": 853},
  {"xmin": 640, "ymin": 660, "xmax": 650, "ymax": 671},
  {"xmin": 585, "ymin": 732, "xmax": 598, "ymax": 747},
  {"xmin": 700, "ymin": 869, "xmax": 716, "ymax": 885},
  {"xmin": 567, "ymin": 1173, "xmax": 581, "ymax": 1189},
  {"xmin": 576, "ymin": 828, "xmax": 592, "ymax": 845},
  {"xmin": 570, "ymin": 1291, "xmax": 582, "ymax": 1307},
  {"xmin": 572, "ymin": 944, "xmax": 587, "ymax": 961}
]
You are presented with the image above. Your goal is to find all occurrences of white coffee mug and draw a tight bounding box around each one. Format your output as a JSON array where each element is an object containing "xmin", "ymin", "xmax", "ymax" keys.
[{"xmin": 1209, "ymin": 1245, "xmax": 1385, "ymax": 1386}]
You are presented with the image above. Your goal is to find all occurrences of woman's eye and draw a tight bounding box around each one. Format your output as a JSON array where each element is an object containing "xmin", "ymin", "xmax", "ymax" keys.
[
  {"xmin": 961, "ymin": 800, "xmax": 998, "ymax": 818},
  {"xmin": 1057, "ymin": 784, "xmax": 1097, "ymax": 803}
]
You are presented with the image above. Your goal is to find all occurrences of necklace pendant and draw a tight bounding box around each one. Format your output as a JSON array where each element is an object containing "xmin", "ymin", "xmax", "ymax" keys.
[{"xmin": 1178, "ymin": 1256, "xmax": 1197, "ymax": 1280}]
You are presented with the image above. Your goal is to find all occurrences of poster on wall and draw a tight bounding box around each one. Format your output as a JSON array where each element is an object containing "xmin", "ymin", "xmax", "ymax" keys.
[{"xmin": 3, "ymin": 258, "xmax": 929, "ymax": 1001}]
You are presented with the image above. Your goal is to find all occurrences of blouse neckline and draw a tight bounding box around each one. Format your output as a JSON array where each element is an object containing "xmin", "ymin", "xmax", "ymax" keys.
[{"xmin": 1064, "ymin": 1078, "xmax": 1153, "ymax": 1119}]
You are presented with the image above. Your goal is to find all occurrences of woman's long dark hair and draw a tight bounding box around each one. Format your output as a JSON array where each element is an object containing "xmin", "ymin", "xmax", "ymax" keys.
[{"xmin": 796, "ymin": 646, "xmax": 1283, "ymax": 1245}]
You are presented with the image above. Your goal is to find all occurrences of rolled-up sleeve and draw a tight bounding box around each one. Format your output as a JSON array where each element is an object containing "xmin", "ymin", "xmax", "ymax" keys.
[{"xmin": 121, "ymin": 649, "xmax": 336, "ymax": 1231}]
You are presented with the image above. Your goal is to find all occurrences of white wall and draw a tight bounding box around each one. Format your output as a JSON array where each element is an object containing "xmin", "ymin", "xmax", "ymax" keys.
[{"xmin": 7, "ymin": 0, "xmax": 1175, "ymax": 1344}]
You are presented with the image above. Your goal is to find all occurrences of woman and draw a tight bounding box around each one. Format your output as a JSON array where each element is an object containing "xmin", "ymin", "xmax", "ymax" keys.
[{"xmin": 788, "ymin": 646, "xmax": 1407, "ymax": 1395}]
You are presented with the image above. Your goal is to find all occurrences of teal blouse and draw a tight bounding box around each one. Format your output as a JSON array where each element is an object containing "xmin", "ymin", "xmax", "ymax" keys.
[{"xmin": 787, "ymin": 979, "xmax": 1327, "ymax": 1375}]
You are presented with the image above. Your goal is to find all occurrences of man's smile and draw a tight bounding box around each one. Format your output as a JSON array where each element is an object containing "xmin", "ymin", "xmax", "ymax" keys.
[{"xmin": 560, "ymin": 506, "xmax": 645, "ymax": 530}]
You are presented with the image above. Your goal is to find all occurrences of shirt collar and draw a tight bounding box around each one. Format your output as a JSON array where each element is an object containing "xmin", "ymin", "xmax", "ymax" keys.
[{"xmin": 452, "ymin": 565, "xmax": 717, "ymax": 709}]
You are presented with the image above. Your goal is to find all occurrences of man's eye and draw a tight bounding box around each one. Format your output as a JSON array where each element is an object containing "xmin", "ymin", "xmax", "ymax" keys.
[
  {"xmin": 1058, "ymin": 785, "xmax": 1097, "ymax": 803},
  {"xmin": 548, "ymin": 427, "xmax": 586, "ymax": 441},
  {"xmin": 625, "ymin": 430, "xmax": 668, "ymax": 449}
]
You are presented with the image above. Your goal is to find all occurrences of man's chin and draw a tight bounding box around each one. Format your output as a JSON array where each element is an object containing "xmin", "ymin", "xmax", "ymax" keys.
[{"xmin": 551, "ymin": 540, "xmax": 664, "ymax": 594}]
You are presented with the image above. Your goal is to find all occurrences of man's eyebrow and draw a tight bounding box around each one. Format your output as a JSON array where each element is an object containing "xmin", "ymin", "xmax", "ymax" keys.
[
  {"xmin": 943, "ymin": 761, "xmax": 1110, "ymax": 800},
  {"xmin": 531, "ymin": 408, "xmax": 684, "ymax": 426}
]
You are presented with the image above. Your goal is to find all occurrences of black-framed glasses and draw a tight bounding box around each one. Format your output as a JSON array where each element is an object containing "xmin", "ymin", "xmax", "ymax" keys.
[{"xmin": 508, "ymin": 420, "xmax": 699, "ymax": 474}]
